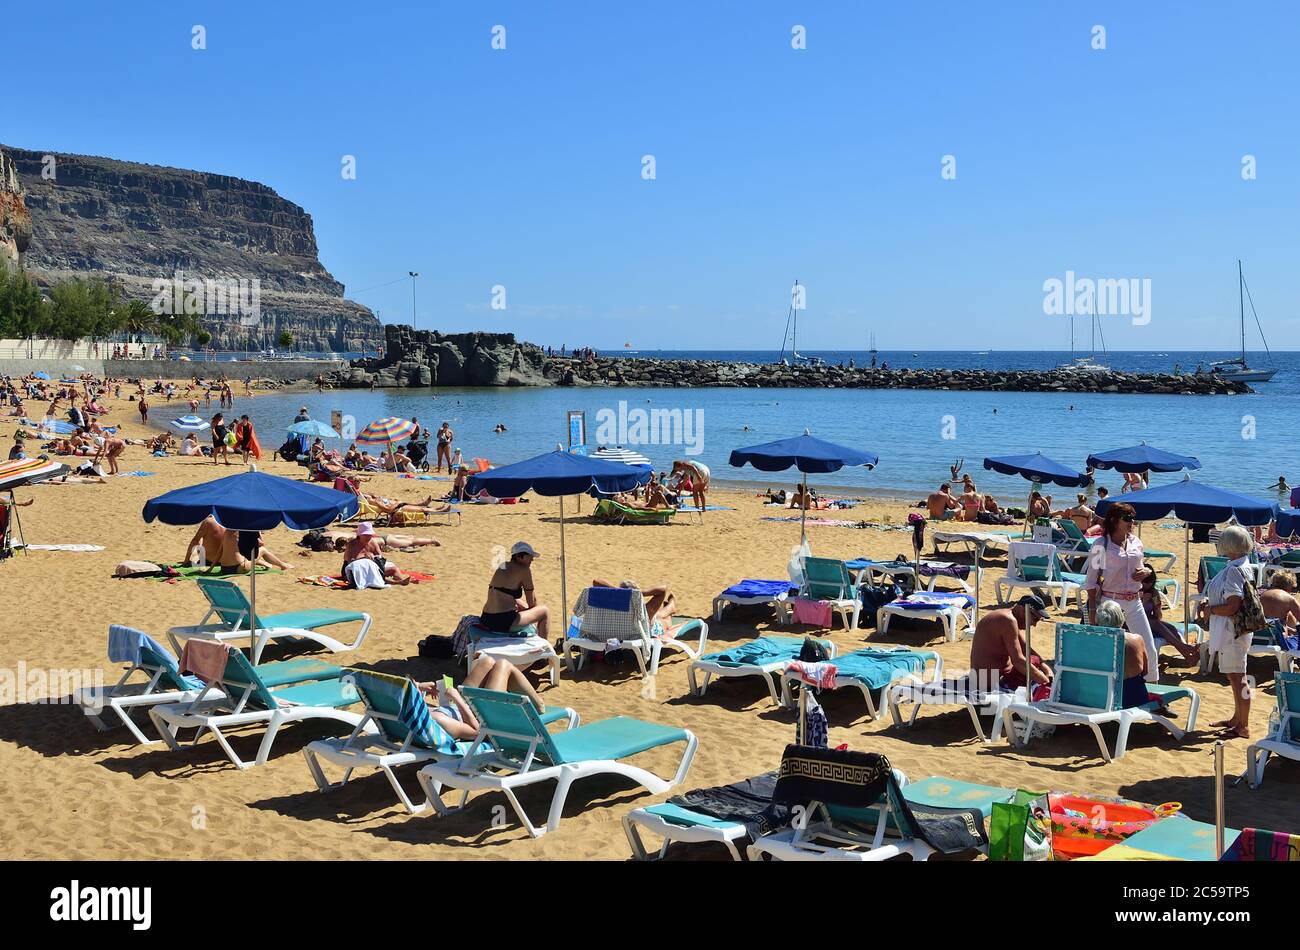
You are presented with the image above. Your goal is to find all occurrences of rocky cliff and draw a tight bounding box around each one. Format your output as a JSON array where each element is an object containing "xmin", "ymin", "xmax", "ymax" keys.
[
  {"xmin": 1, "ymin": 144, "xmax": 380, "ymax": 352},
  {"xmin": 0, "ymin": 151, "xmax": 32, "ymax": 271},
  {"xmin": 333, "ymin": 324, "xmax": 552, "ymax": 387}
]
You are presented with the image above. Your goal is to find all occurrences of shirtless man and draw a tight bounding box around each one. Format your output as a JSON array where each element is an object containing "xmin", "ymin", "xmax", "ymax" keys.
[
  {"xmin": 926, "ymin": 483, "xmax": 960, "ymax": 520},
  {"xmin": 1261, "ymin": 574, "xmax": 1300, "ymax": 633},
  {"xmin": 183, "ymin": 515, "xmax": 227, "ymax": 567},
  {"xmin": 181, "ymin": 517, "xmax": 289, "ymax": 572},
  {"xmin": 316, "ymin": 527, "xmax": 441, "ymax": 551},
  {"xmin": 969, "ymin": 595, "xmax": 1054, "ymax": 693}
]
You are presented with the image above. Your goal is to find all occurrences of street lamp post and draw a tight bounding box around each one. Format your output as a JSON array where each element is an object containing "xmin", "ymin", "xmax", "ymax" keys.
[{"xmin": 408, "ymin": 271, "xmax": 419, "ymax": 331}]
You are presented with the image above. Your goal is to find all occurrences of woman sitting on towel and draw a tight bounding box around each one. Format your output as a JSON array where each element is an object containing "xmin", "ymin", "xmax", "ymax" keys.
[
  {"xmin": 341, "ymin": 522, "xmax": 412, "ymax": 586},
  {"xmin": 480, "ymin": 541, "xmax": 551, "ymax": 637},
  {"xmin": 415, "ymin": 655, "xmax": 546, "ymax": 737}
]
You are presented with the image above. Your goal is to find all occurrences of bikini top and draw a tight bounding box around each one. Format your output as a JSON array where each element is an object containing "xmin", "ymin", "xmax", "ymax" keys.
[{"xmin": 491, "ymin": 584, "xmax": 525, "ymax": 599}]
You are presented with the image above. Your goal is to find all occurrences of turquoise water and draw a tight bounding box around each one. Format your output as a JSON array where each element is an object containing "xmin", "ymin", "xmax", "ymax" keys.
[{"xmin": 157, "ymin": 350, "xmax": 1300, "ymax": 503}]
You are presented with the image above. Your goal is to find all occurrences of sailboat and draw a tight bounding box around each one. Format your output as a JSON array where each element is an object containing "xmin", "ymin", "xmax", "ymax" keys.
[
  {"xmin": 778, "ymin": 280, "xmax": 826, "ymax": 367},
  {"xmin": 1057, "ymin": 313, "xmax": 1109, "ymax": 373},
  {"xmin": 1199, "ymin": 261, "xmax": 1276, "ymax": 383}
]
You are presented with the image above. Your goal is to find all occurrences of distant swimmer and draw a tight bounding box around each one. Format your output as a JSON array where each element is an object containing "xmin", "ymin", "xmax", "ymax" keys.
[
  {"xmin": 493, "ymin": 424, "xmax": 507, "ymax": 433},
  {"xmin": 1267, "ymin": 476, "xmax": 1290, "ymax": 494}
]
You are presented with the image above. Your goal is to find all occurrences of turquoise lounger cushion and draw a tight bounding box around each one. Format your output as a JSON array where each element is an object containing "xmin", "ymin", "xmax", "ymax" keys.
[
  {"xmin": 550, "ymin": 717, "xmax": 688, "ymax": 763},
  {"xmin": 644, "ymin": 802, "xmax": 740, "ymax": 829},
  {"xmin": 263, "ymin": 608, "xmax": 367, "ymax": 629},
  {"xmin": 703, "ymin": 636, "xmax": 823, "ymax": 668},
  {"xmin": 269, "ymin": 678, "xmax": 360, "ymax": 709},
  {"xmin": 902, "ymin": 777, "xmax": 1016, "ymax": 817},
  {"xmin": 254, "ymin": 657, "xmax": 343, "ymax": 688},
  {"xmin": 1144, "ymin": 684, "xmax": 1193, "ymax": 706},
  {"xmin": 1116, "ymin": 818, "xmax": 1238, "ymax": 860},
  {"xmin": 831, "ymin": 650, "xmax": 932, "ymax": 689}
]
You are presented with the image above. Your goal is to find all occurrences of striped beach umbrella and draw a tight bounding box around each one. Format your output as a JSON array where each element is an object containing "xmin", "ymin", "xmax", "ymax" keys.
[
  {"xmin": 355, "ymin": 417, "xmax": 417, "ymax": 447},
  {"xmin": 170, "ymin": 414, "xmax": 211, "ymax": 432}
]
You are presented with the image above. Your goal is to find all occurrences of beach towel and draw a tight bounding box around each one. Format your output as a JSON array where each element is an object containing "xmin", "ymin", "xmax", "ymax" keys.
[
  {"xmin": 889, "ymin": 592, "xmax": 975, "ymax": 610},
  {"xmin": 350, "ymin": 669, "xmax": 456, "ymax": 754},
  {"xmin": 786, "ymin": 660, "xmax": 838, "ymax": 690},
  {"xmin": 116, "ymin": 471, "xmax": 155, "ymax": 477},
  {"xmin": 791, "ymin": 597, "xmax": 833, "ymax": 627},
  {"xmin": 1221, "ymin": 828, "xmax": 1300, "ymax": 862},
  {"xmin": 665, "ymin": 771, "xmax": 791, "ymax": 840},
  {"xmin": 344, "ymin": 559, "xmax": 387, "ymax": 589},
  {"xmin": 801, "ymin": 691, "xmax": 829, "ymax": 747},
  {"xmin": 721, "ymin": 579, "xmax": 796, "ymax": 599},
  {"xmin": 179, "ymin": 638, "xmax": 229, "ymax": 683},
  {"xmin": 703, "ymin": 637, "xmax": 802, "ymax": 668},
  {"xmin": 108, "ymin": 625, "xmax": 169, "ymax": 666},
  {"xmin": 467, "ymin": 633, "xmax": 553, "ymax": 660},
  {"xmin": 26, "ymin": 543, "xmax": 104, "ymax": 552},
  {"xmin": 832, "ymin": 649, "xmax": 929, "ymax": 689},
  {"xmin": 300, "ymin": 570, "xmax": 436, "ymax": 589}
]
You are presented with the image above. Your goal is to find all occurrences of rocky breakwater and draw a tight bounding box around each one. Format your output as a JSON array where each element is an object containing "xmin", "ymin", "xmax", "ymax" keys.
[
  {"xmin": 330, "ymin": 324, "xmax": 551, "ymax": 387},
  {"xmin": 558, "ymin": 357, "xmax": 1253, "ymax": 395},
  {"xmin": 1, "ymin": 144, "xmax": 381, "ymax": 352}
]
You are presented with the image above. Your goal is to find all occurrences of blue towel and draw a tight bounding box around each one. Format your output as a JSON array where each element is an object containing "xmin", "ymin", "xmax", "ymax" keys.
[
  {"xmin": 721, "ymin": 579, "xmax": 795, "ymax": 599},
  {"xmin": 832, "ymin": 650, "xmax": 928, "ymax": 689},
  {"xmin": 586, "ymin": 586, "xmax": 634, "ymax": 611},
  {"xmin": 108, "ymin": 625, "xmax": 163, "ymax": 665},
  {"xmin": 395, "ymin": 679, "xmax": 457, "ymax": 753},
  {"xmin": 703, "ymin": 637, "xmax": 801, "ymax": 667}
]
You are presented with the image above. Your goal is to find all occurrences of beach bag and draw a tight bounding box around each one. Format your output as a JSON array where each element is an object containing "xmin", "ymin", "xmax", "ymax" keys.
[
  {"xmin": 1233, "ymin": 574, "xmax": 1267, "ymax": 639},
  {"xmin": 858, "ymin": 582, "xmax": 901, "ymax": 629},
  {"xmin": 418, "ymin": 635, "xmax": 455, "ymax": 659},
  {"xmin": 1031, "ymin": 519, "xmax": 1055, "ymax": 544},
  {"xmin": 989, "ymin": 790, "xmax": 1053, "ymax": 862},
  {"xmin": 114, "ymin": 560, "xmax": 162, "ymax": 577}
]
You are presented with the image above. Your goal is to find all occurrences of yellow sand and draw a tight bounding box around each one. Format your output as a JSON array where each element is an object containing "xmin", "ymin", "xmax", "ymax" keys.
[{"xmin": 0, "ymin": 406, "xmax": 1294, "ymax": 860}]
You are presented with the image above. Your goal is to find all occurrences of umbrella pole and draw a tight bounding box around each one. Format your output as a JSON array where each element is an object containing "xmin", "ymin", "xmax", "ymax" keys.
[
  {"xmin": 1214, "ymin": 740, "xmax": 1226, "ymax": 859},
  {"xmin": 560, "ymin": 495, "xmax": 569, "ymax": 633},
  {"xmin": 1183, "ymin": 524, "xmax": 1190, "ymax": 631},
  {"xmin": 800, "ymin": 472, "xmax": 808, "ymax": 549},
  {"xmin": 249, "ymin": 537, "xmax": 260, "ymax": 663}
]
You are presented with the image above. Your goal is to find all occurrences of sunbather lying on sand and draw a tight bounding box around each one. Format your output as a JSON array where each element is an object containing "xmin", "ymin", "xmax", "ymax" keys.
[
  {"xmin": 311, "ymin": 527, "xmax": 441, "ymax": 551},
  {"xmin": 415, "ymin": 655, "xmax": 546, "ymax": 739}
]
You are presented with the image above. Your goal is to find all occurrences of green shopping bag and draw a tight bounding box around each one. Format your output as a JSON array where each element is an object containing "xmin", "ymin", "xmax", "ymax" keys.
[{"xmin": 989, "ymin": 789, "xmax": 1053, "ymax": 861}]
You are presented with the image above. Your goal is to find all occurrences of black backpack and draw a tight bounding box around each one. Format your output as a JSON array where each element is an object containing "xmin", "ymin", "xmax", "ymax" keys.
[{"xmin": 858, "ymin": 582, "xmax": 902, "ymax": 628}]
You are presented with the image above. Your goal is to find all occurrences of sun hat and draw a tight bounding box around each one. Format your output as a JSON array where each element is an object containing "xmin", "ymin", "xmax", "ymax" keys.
[{"xmin": 356, "ymin": 522, "xmax": 377, "ymax": 538}]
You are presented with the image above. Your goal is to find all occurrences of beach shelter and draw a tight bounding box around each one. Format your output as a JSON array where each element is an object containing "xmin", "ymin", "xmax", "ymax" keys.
[
  {"xmin": 356, "ymin": 417, "xmax": 418, "ymax": 467},
  {"xmin": 142, "ymin": 467, "xmax": 358, "ymax": 648},
  {"xmin": 170, "ymin": 414, "xmax": 210, "ymax": 432},
  {"xmin": 729, "ymin": 430, "xmax": 879, "ymax": 546},
  {"xmin": 1095, "ymin": 476, "xmax": 1273, "ymax": 628},
  {"xmin": 464, "ymin": 447, "xmax": 651, "ymax": 628},
  {"xmin": 592, "ymin": 446, "xmax": 653, "ymax": 469}
]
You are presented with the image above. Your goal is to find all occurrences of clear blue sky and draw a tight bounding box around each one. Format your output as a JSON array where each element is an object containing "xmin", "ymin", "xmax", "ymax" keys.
[{"xmin": 8, "ymin": 1, "xmax": 1299, "ymax": 350}]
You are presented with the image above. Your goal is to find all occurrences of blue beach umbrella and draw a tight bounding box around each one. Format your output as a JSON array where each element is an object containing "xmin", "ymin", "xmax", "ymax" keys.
[
  {"xmin": 32, "ymin": 371, "xmax": 50, "ymax": 380},
  {"xmin": 1096, "ymin": 476, "xmax": 1274, "ymax": 628},
  {"xmin": 984, "ymin": 451, "xmax": 1089, "ymax": 533},
  {"xmin": 170, "ymin": 414, "xmax": 210, "ymax": 432},
  {"xmin": 288, "ymin": 419, "xmax": 341, "ymax": 439},
  {"xmin": 1086, "ymin": 442, "xmax": 1202, "ymax": 476},
  {"xmin": 466, "ymin": 447, "xmax": 652, "ymax": 626},
  {"xmin": 730, "ymin": 429, "xmax": 878, "ymax": 546},
  {"xmin": 143, "ymin": 467, "xmax": 358, "ymax": 660},
  {"xmin": 1273, "ymin": 506, "xmax": 1300, "ymax": 540}
]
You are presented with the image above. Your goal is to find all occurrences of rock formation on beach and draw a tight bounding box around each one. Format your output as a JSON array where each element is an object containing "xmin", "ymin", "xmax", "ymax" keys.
[
  {"xmin": 0, "ymin": 144, "xmax": 381, "ymax": 352},
  {"xmin": 330, "ymin": 324, "xmax": 1251, "ymax": 394},
  {"xmin": 0, "ymin": 151, "xmax": 32, "ymax": 271}
]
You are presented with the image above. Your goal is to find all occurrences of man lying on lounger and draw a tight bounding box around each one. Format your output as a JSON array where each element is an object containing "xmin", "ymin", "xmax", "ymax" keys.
[{"xmin": 590, "ymin": 578, "xmax": 698, "ymax": 639}]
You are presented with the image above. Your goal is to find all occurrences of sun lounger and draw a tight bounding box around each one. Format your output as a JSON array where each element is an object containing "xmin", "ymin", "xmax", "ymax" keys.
[
  {"xmin": 711, "ymin": 578, "xmax": 795, "ymax": 622},
  {"xmin": 931, "ymin": 529, "xmax": 1011, "ymax": 565},
  {"xmin": 1200, "ymin": 618, "xmax": 1295, "ymax": 675},
  {"xmin": 688, "ymin": 635, "xmax": 836, "ymax": 706},
  {"xmin": 777, "ymin": 556, "xmax": 862, "ymax": 629},
  {"xmin": 995, "ymin": 541, "xmax": 1085, "ymax": 612},
  {"xmin": 167, "ymin": 576, "xmax": 372, "ymax": 663},
  {"xmin": 624, "ymin": 771, "xmax": 789, "ymax": 860},
  {"xmin": 77, "ymin": 625, "xmax": 344, "ymax": 745},
  {"xmin": 594, "ymin": 498, "xmax": 677, "ymax": 525},
  {"xmin": 564, "ymin": 586, "xmax": 708, "ymax": 678},
  {"xmin": 886, "ymin": 676, "xmax": 1026, "ymax": 742},
  {"xmin": 877, "ymin": 591, "xmax": 976, "ymax": 642},
  {"xmin": 1245, "ymin": 670, "xmax": 1300, "ymax": 788},
  {"xmin": 778, "ymin": 648, "xmax": 943, "ymax": 721},
  {"xmin": 847, "ymin": 557, "xmax": 974, "ymax": 594},
  {"xmin": 1001, "ymin": 622, "xmax": 1201, "ymax": 762},
  {"xmin": 150, "ymin": 640, "xmax": 373, "ymax": 769},
  {"xmin": 304, "ymin": 669, "xmax": 577, "ymax": 813},
  {"xmin": 462, "ymin": 620, "xmax": 561, "ymax": 686},
  {"xmin": 416, "ymin": 687, "xmax": 696, "ymax": 838}
]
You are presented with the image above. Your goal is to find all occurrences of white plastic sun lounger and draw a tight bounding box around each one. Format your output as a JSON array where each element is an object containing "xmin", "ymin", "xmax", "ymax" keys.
[
  {"xmin": 887, "ymin": 676, "xmax": 1026, "ymax": 742},
  {"xmin": 1244, "ymin": 670, "xmax": 1300, "ymax": 788},
  {"xmin": 877, "ymin": 592, "xmax": 976, "ymax": 643},
  {"xmin": 777, "ymin": 648, "xmax": 944, "ymax": 721},
  {"xmin": 688, "ymin": 636, "xmax": 836, "ymax": 706}
]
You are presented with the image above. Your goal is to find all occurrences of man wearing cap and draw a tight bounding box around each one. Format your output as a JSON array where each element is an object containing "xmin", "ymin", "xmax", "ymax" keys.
[
  {"xmin": 9, "ymin": 431, "xmax": 27, "ymax": 461},
  {"xmin": 969, "ymin": 594, "xmax": 1054, "ymax": 693},
  {"xmin": 479, "ymin": 541, "xmax": 550, "ymax": 638}
]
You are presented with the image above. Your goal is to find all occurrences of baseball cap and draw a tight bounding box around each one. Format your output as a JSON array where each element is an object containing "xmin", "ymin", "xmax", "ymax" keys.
[
  {"xmin": 1016, "ymin": 594, "xmax": 1050, "ymax": 620},
  {"xmin": 511, "ymin": 541, "xmax": 539, "ymax": 558}
]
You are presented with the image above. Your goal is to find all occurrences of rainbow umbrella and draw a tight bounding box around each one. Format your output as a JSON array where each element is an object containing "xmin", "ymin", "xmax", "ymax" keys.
[{"xmin": 356, "ymin": 417, "xmax": 418, "ymax": 467}]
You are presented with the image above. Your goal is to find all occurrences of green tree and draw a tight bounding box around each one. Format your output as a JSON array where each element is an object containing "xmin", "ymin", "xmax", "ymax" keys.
[
  {"xmin": 277, "ymin": 329, "xmax": 294, "ymax": 349},
  {"xmin": 195, "ymin": 329, "xmax": 212, "ymax": 347}
]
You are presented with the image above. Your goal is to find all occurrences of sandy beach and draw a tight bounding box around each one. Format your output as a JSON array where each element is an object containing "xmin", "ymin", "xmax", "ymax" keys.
[{"xmin": 0, "ymin": 399, "xmax": 1295, "ymax": 862}]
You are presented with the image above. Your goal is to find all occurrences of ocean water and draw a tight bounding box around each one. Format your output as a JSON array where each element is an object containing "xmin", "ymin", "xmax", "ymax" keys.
[{"xmin": 156, "ymin": 349, "xmax": 1299, "ymax": 503}]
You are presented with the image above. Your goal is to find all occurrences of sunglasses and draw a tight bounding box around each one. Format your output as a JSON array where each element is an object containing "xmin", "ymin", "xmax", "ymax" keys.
[{"xmin": 1121, "ymin": 515, "xmax": 1135, "ymax": 523}]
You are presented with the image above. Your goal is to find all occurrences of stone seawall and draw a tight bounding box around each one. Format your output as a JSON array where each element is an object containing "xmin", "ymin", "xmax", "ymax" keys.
[{"xmin": 0, "ymin": 357, "xmax": 343, "ymax": 382}]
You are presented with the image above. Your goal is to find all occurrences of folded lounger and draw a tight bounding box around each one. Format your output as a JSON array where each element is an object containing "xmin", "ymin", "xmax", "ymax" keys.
[
  {"xmin": 304, "ymin": 669, "xmax": 578, "ymax": 814},
  {"xmin": 778, "ymin": 648, "xmax": 943, "ymax": 721},
  {"xmin": 887, "ymin": 674, "xmax": 1026, "ymax": 743},
  {"xmin": 711, "ymin": 578, "xmax": 795, "ymax": 622},
  {"xmin": 416, "ymin": 687, "xmax": 696, "ymax": 838},
  {"xmin": 877, "ymin": 591, "xmax": 977, "ymax": 643},
  {"xmin": 149, "ymin": 639, "xmax": 374, "ymax": 769},
  {"xmin": 688, "ymin": 635, "xmax": 837, "ymax": 706},
  {"xmin": 167, "ymin": 576, "xmax": 372, "ymax": 663},
  {"xmin": 995, "ymin": 541, "xmax": 1085, "ymax": 613},
  {"xmin": 1245, "ymin": 670, "xmax": 1300, "ymax": 788},
  {"xmin": 747, "ymin": 746, "xmax": 992, "ymax": 862},
  {"xmin": 1001, "ymin": 622, "xmax": 1201, "ymax": 762},
  {"xmin": 565, "ymin": 586, "xmax": 708, "ymax": 678},
  {"xmin": 78, "ymin": 624, "xmax": 344, "ymax": 745}
]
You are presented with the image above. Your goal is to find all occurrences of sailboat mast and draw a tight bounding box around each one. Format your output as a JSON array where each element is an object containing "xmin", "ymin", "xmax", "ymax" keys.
[
  {"xmin": 1239, "ymin": 259, "xmax": 1246, "ymax": 363},
  {"xmin": 792, "ymin": 280, "xmax": 799, "ymax": 358}
]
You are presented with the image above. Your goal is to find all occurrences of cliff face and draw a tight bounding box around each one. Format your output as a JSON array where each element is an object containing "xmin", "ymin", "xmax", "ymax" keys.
[
  {"xmin": 0, "ymin": 151, "xmax": 32, "ymax": 270},
  {"xmin": 1, "ymin": 144, "xmax": 380, "ymax": 351}
]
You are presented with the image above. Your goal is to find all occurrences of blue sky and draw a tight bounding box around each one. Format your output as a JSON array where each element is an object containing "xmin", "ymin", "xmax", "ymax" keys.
[{"xmin": 7, "ymin": 1, "xmax": 1299, "ymax": 350}]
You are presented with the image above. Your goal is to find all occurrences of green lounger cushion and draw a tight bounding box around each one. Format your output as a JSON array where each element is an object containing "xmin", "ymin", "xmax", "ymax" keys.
[
  {"xmin": 255, "ymin": 657, "xmax": 343, "ymax": 688},
  {"xmin": 550, "ymin": 717, "xmax": 689, "ymax": 763},
  {"xmin": 263, "ymin": 608, "xmax": 367, "ymax": 629},
  {"xmin": 902, "ymin": 776, "xmax": 1016, "ymax": 817},
  {"xmin": 643, "ymin": 802, "xmax": 740, "ymax": 829},
  {"xmin": 269, "ymin": 678, "xmax": 360, "ymax": 709}
]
